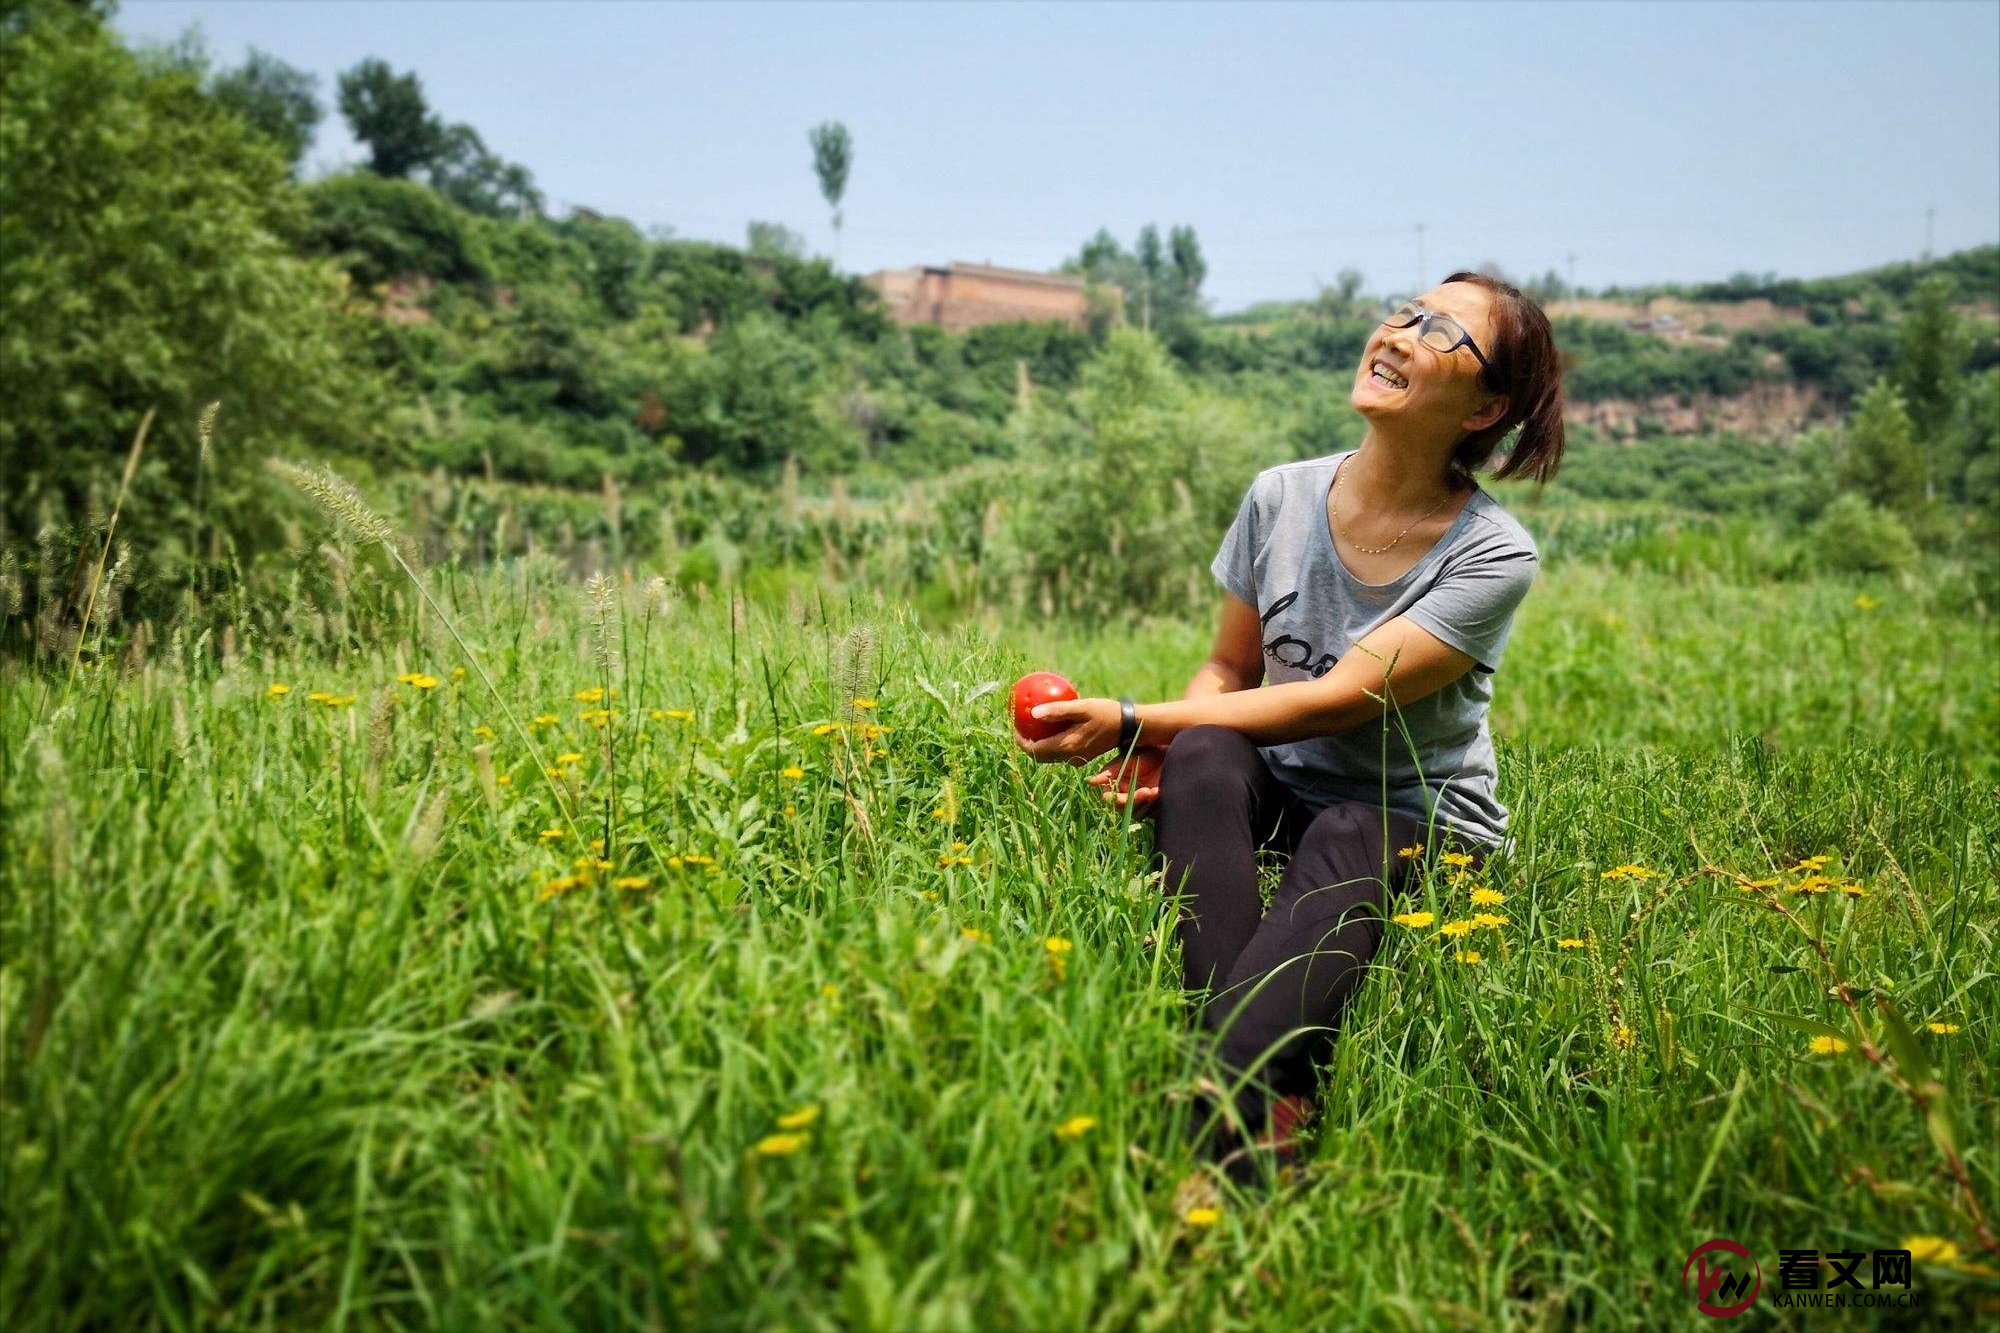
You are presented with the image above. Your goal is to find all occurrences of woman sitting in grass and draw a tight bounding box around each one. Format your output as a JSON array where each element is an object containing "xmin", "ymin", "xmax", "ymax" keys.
[{"xmin": 1016, "ymin": 271, "xmax": 1567, "ymax": 1182}]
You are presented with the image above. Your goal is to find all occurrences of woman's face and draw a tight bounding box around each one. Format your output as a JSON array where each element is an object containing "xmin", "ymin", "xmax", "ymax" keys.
[{"xmin": 1350, "ymin": 280, "xmax": 1508, "ymax": 440}]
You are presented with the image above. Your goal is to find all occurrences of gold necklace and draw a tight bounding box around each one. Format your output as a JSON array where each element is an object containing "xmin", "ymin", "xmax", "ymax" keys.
[{"xmin": 1332, "ymin": 457, "xmax": 1458, "ymax": 555}]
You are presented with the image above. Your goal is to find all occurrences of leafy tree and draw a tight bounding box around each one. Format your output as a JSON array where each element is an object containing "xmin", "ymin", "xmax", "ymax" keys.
[
  {"xmin": 1892, "ymin": 274, "xmax": 1974, "ymax": 499},
  {"xmin": 427, "ymin": 121, "xmax": 542, "ymax": 220},
  {"xmin": 808, "ymin": 121, "xmax": 851, "ymax": 266},
  {"xmin": 1835, "ymin": 379, "xmax": 1927, "ymax": 517},
  {"xmin": 0, "ymin": 4, "xmax": 382, "ymax": 609},
  {"xmin": 337, "ymin": 57, "xmax": 442, "ymax": 178},
  {"xmin": 301, "ymin": 171, "xmax": 491, "ymax": 287},
  {"xmin": 208, "ymin": 47, "xmax": 321, "ymax": 172},
  {"xmin": 1169, "ymin": 225, "xmax": 1207, "ymax": 309},
  {"xmin": 747, "ymin": 220, "xmax": 806, "ymax": 260}
]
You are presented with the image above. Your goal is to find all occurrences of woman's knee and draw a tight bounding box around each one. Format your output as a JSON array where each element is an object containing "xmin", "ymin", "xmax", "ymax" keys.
[{"xmin": 1161, "ymin": 725, "xmax": 1256, "ymax": 783}]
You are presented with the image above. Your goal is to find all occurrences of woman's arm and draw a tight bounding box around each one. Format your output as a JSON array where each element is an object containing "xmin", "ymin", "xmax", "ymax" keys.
[{"xmin": 1018, "ymin": 615, "xmax": 1478, "ymax": 765}]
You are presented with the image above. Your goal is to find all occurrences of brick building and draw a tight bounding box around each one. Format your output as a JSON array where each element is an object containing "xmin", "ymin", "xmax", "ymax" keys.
[{"xmin": 863, "ymin": 260, "xmax": 1116, "ymax": 332}]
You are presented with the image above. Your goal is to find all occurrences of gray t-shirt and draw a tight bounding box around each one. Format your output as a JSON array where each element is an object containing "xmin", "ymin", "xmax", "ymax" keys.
[{"xmin": 1208, "ymin": 449, "xmax": 1540, "ymax": 850}]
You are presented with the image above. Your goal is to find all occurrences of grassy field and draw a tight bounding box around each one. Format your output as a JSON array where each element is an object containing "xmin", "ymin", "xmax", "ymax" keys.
[{"xmin": 2, "ymin": 551, "xmax": 1996, "ymax": 1331}]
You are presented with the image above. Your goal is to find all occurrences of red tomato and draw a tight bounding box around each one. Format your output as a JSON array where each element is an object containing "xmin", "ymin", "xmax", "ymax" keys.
[{"xmin": 1012, "ymin": 671, "xmax": 1078, "ymax": 741}]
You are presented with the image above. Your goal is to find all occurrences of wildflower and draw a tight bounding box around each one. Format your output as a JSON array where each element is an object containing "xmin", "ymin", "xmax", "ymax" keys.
[
  {"xmin": 1046, "ymin": 935, "xmax": 1074, "ymax": 980},
  {"xmin": 851, "ymin": 697, "xmax": 878, "ymax": 710},
  {"xmin": 406, "ymin": 674, "xmax": 440, "ymax": 690},
  {"xmin": 812, "ymin": 723, "xmax": 842, "ymax": 736},
  {"xmin": 1896, "ymin": 1232, "xmax": 1960, "ymax": 1264},
  {"xmin": 662, "ymin": 708, "xmax": 694, "ymax": 721},
  {"xmin": 1853, "ymin": 593, "xmax": 1880, "ymax": 611},
  {"xmin": 1055, "ymin": 1115, "xmax": 1096, "ymax": 1141},
  {"xmin": 682, "ymin": 854, "xmax": 715, "ymax": 867},
  {"xmin": 1926, "ymin": 1022, "xmax": 1960, "ymax": 1035},
  {"xmin": 753, "ymin": 1133, "xmax": 808, "ymax": 1157},
  {"xmin": 960, "ymin": 927, "xmax": 990, "ymax": 944},
  {"xmin": 667, "ymin": 857, "xmax": 684, "ymax": 869},
  {"xmin": 327, "ymin": 694, "xmax": 356, "ymax": 706},
  {"xmin": 573, "ymin": 856, "xmax": 613, "ymax": 873},
  {"xmin": 1611, "ymin": 1025, "xmax": 1636, "ymax": 1049},
  {"xmin": 612, "ymin": 876, "xmax": 649, "ymax": 891},
  {"xmin": 452, "ymin": 666, "xmax": 466, "ymax": 679},
  {"xmin": 266, "ymin": 682, "xmax": 291, "ymax": 698},
  {"xmin": 780, "ymin": 766, "xmax": 805, "ymax": 780},
  {"xmin": 496, "ymin": 774, "xmax": 512, "ymax": 786},
  {"xmin": 1456, "ymin": 950, "xmax": 1483, "ymax": 964},
  {"xmin": 1472, "ymin": 913, "xmax": 1510, "ymax": 929},
  {"xmin": 1438, "ymin": 919, "xmax": 1477, "ymax": 939},
  {"xmin": 783, "ymin": 804, "xmax": 796, "ymax": 817},
  {"xmin": 532, "ymin": 713, "xmax": 559, "ymax": 727},
  {"xmin": 777, "ymin": 1105, "xmax": 821, "ymax": 1131},
  {"xmin": 858, "ymin": 723, "xmax": 892, "ymax": 740},
  {"xmin": 579, "ymin": 707, "xmax": 615, "ymax": 727},
  {"xmin": 937, "ymin": 854, "xmax": 974, "ymax": 867},
  {"xmin": 1601, "ymin": 863, "xmax": 1660, "ymax": 881},
  {"xmin": 555, "ymin": 752, "xmax": 584, "ymax": 766},
  {"xmin": 931, "ymin": 806, "xmax": 950, "ymax": 820},
  {"xmin": 396, "ymin": 672, "xmax": 423, "ymax": 685},
  {"xmin": 1791, "ymin": 874, "xmax": 1834, "ymax": 896},
  {"xmin": 1184, "ymin": 1206, "xmax": 1221, "ymax": 1227},
  {"xmin": 1391, "ymin": 911, "xmax": 1435, "ymax": 928},
  {"xmin": 544, "ymin": 766, "xmax": 565, "ymax": 779},
  {"xmin": 1556, "ymin": 938, "xmax": 1586, "ymax": 949},
  {"xmin": 307, "ymin": 691, "xmax": 334, "ymax": 704},
  {"xmin": 538, "ymin": 827, "xmax": 564, "ymax": 841},
  {"xmin": 1837, "ymin": 881, "xmax": 1868, "ymax": 897},
  {"xmin": 472, "ymin": 724, "xmax": 496, "ymax": 740},
  {"xmin": 1469, "ymin": 887, "xmax": 1506, "ymax": 907},
  {"xmin": 920, "ymin": 889, "xmax": 940, "ymax": 901},
  {"xmin": 1439, "ymin": 851, "xmax": 1474, "ymax": 869},
  {"xmin": 1808, "ymin": 1035, "xmax": 1849, "ymax": 1056},
  {"xmin": 820, "ymin": 983, "xmax": 840, "ymax": 1000},
  {"xmin": 574, "ymin": 687, "xmax": 605, "ymax": 704},
  {"xmin": 1789, "ymin": 855, "xmax": 1831, "ymax": 872},
  {"xmin": 1396, "ymin": 844, "xmax": 1425, "ymax": 860},
  {"xmin": 538, "ymin": 874, "xmax": 583, "ymax": 901}
]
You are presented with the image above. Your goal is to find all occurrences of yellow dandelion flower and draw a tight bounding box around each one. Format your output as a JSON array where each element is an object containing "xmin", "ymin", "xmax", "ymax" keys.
[
  {"xmin": 1791, "ymin": 874, "xmax": 1834, "ymax": 895},
  {"xmin": 574, "ymin": 687, "xmax": 605, "ymax": 704},
  {"xmin": 811, "ymin": 722, "xmax": 841, "ymax": 736},
  {"xmin": 1557, "ymin": 938, "xmax": 1586, "ymax": 949},
  {"xmin": 266, "ymin": 682, "xmax": 291, "ymax": 698},
  {"xmin": 780, "ymin": 766, "xmax": 805, "ymax": 780},
  {"xmin": 612, "ymin": 876, "xmax": 649, "ymax": 890},
  {"xmin": 1391, "ymin": 911, "xmax": 1435, "ymax": 928},
  {"xmin": 1396, "ymin": 844, "xmax": 1425, "ymax": 860},
  {"xmin": 1438, "ymin": 919, "xmax": 1477, "ymax": 939},
  {"xmin": 1808, "ymin": 1035, "xmax": 1849, "ymax": 1056},
  {"xmin": 960, "ymin": 927, "xmax": 990, "ymax": 944},
  {"xmin": 1903, "ymin": 1236, "xmax": 1960, "ymax": 1264},
  {"xmin": 1837, "ymin": 881, "xmax": 1868, "ymax": 897},
  {"xmin": 666, "ymin": 856, "xmax": 684, "ymax": 869},
  {"xmin": 1925, "ymin": 1022, "xmax": 1960, "ymax": 1035},
  {"xmin": 1456, "ymin": 949, "xmax": 1483, "ymax": 964},
  {"xmin": 538, "ymin": 827, "xmax": 564, "ymax": 841},
  {"xmin": 532, "ymin": 713, "xmax": 559, "ymax": 727},
  {"xmin": 396, "ymin": 672, "xmax": 423, "ymax": 685},
  {"xmin": 306, "ymin": 691, "xmax": 333, "ymax": 704},
  {"xmin": 663, "ymin": 708, "xmax": 694, "ymax": 721},
  {"xmin": 1045, "ymin": 936, "xmax": 1073, "ymax": 955},
  {"xmin": 1472, "ymin": 913, "xmax": 1511, "ymax": 929},
  {"xmin": 1611, "ymin": 1025, "xmax": 1636, "ymax": 1049},
  {"xmin": 920, "ymin": 889, "xmax": 940, "ymax": 901},
  {"xmin": 783, "ymin": 804, "xmax": 796, "ymax": 816},
  {"xmin": 1470, "ymin": 887, "xmax": 1505, "ymax": 907},
  {"xmin": 851, "ymin": 698, "xmax": 878, "ymax": 709},
  {"xmin": 931, "ymin": 806, "xmax": 950, "ymax": 819},
  {"xmin": 496, "ymin": 774, "xmax": 512, "ymax": 786},
  {"xmin": 538, "ymin": 874, "xmax": 583, "ymax": 901},
  {"xmin": 451, "ymin": 666, "xmax": 466, "ymax": 679},
  {"xmin": 820, "ymin": 983, "xmax": 839, "ymax": 1000},
  {"xmin": 555, "ymin": 751, "xmax": 584, "ymax": 766},
  {"xmin": 1601, "ymin": 863, "xmax": 1660, "ymax": 881},
  {"xmin": 544, "ymin": 765, "xmax": 565, "ymax": 779},
  {"xmin": 777, "ymin": 1105, "xmax": 821, "ymax": 1131},
  {"xmin": 1853, "ymin": 593, "xmax": 1880, "ymax": 611},
  {"xmin": 1184, "ymin": 1206, "xmax": 1221, "ymax": 1227},
  {"xmin": 1789, "ymin": 855, "xmax": 1831, "ymax": 872},
  {"xmin": 472, "ymin": 724, "xmax": 496, "ymax": 739},
  {"xmin": 408, "ymin": 674, "xmax": 440, "ymax": 690},
  {"xmin": 1439, "ymin": 851, "xmax": 1475, "ymax": 869},
  {"xmin": 1054, "ymin": 1115, "xmax": 1096, "ymax": 1141},
  {"xmin": 753, "ymin": 1133, "xmax": 809, "ymax": 1157}
]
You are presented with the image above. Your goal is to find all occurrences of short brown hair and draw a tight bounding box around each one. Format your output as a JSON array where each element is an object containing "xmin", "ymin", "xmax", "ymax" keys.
[{"xmin": 1441, "ymin": 271, "xmax": 1565, "ymax": 485}]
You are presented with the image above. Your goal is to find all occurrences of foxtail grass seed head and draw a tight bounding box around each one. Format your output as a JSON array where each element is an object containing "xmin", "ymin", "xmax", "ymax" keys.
[
  {"xmin": 266, "ymin": 458, "xmax": 400, "ymax": 549},
  {"xmin": 196, "ymin": 400, "xmax": 220, "ymax": 469},
  {"xmin": 586, "ymin": 571, "xmax": 618, "ymax": 676}
]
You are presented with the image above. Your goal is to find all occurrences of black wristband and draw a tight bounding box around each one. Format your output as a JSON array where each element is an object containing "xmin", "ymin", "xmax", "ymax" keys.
[{"xmin": 1117, "ymin": 696, "xmax": 1138, "ymax": 751}]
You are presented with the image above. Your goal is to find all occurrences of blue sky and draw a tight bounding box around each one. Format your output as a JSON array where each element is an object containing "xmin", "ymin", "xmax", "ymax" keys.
[{"xmin": 118, "ymin": 0, "xmax": 1999, "ymax": 313}]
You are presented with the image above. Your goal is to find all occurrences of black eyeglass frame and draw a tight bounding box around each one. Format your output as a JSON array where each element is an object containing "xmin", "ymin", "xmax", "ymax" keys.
[{"xmin": 1382, "ymin": 300, "xmax": 1498, "ymax": 384}]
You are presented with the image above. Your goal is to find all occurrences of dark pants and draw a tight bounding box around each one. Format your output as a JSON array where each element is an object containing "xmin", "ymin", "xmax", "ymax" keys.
[{"xmin": 1150, "ymin": 725, "xmax": 1489, "ymax": 1133}]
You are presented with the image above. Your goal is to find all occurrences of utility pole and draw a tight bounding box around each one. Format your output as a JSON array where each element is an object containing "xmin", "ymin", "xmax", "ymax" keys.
[{"xmin": 1924, "ymin": 205, "xmax": 1934, "ymax": 261}]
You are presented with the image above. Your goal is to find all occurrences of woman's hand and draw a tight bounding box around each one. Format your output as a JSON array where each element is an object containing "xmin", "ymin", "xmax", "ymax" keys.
[
  {"xmin": 1087, "ymin": 744, "xmax": 1166, "ymax": 816},
  {"xmin": 1012, "ymin": 696, "xmax": 1123, "ymax": 767}
]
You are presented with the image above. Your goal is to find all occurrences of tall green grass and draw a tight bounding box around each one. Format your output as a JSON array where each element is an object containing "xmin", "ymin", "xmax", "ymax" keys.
[{"xmin": 2, "ymin": 563, "xmax": 1994, "ymax": 1330}]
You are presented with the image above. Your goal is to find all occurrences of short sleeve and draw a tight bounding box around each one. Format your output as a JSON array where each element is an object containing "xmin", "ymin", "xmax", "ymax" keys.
[
  {"xmin": 1209, "ymin": 481, "xmax": 1260, "ymax": 606},
  {"xmin": 1402, "ymin": 544, "xmax": 1538, "ymax": 674}
]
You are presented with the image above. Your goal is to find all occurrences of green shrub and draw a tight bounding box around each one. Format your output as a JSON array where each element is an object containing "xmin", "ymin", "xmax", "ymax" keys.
[{"xmin": 1804, "ymin": 493, "xmax": 1918, "ymax": 576}]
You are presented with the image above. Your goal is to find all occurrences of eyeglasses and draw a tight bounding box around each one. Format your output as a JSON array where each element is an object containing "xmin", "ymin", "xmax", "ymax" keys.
[{"xmin": 1382, "ymin": 301, "xmax": 1496, "ymax": 383}]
